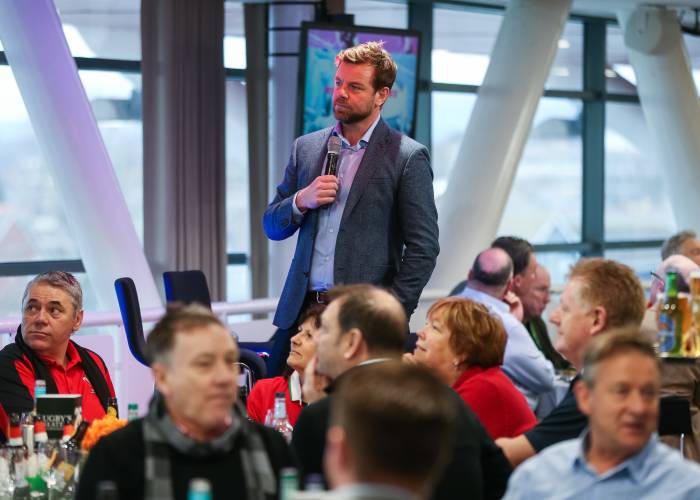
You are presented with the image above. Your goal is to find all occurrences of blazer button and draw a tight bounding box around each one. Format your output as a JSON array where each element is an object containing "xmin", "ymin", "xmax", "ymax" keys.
[
  {"xmin": 282, "ymin": 218, "xmax": 289, "ymax": 227},
  {"xmin": 303, "ymin": 271, "xmax": 310, "ymax": 277}
]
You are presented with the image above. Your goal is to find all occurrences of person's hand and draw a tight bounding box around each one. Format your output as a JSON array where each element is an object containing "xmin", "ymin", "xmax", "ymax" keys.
[
  {"xmin": 402, "ymin": 352, "xmax": 418, "ymax": 365},
  {"xmin": 302, "ymin": 355, "xmax": 331, "ymax": 405},
  {"xmin": 296, "ymin": 175, "xmax": 338, "ymax": 211},
  {"xmin": 503, "ymin": 291, "xmax": 524, "ymax": 321}
]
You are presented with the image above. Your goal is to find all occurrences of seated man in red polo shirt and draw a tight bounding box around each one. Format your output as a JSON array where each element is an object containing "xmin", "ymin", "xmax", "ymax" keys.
[{"xmin": 0, "ymin": 271, "xmax": 115, "ymax": 440}]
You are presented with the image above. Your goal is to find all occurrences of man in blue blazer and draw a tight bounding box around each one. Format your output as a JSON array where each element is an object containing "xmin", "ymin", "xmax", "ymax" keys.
[{"xmin": 263, "ymin": 41, "xmax": 439, "ymax": 374}]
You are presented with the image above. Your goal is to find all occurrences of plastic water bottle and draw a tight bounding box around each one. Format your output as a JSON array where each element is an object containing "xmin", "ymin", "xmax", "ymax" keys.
[
  {"xmin": 280, "ymin": 467, "xmax": 298, "ymax": 500},
  {"xmin": 271, "ymin": 392, "xmax": 293, "ymax": 442},
  {"xmin": 187, "ymin": 478, "xmax": 212, "ymax": 500}
]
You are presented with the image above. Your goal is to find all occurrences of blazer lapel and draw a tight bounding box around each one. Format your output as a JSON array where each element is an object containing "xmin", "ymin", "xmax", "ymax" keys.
[
  {"xmin": 300, "ymin": 127, "xmax": 334, "ymax": 188},
  {"xmin": 339, "ymin": 119, "xmax": 389, "ymax": 226}
]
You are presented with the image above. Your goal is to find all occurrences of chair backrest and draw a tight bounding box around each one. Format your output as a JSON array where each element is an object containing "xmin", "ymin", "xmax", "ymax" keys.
[
  {"xmin": 658, "ymin": 396, "xmax": 693, "ymax": 435},
  {"xmin": 114, "ymin": 277, "xmax": 150, "ymax": 367},
  {"xmin": 239, "ymin": 347, "xmax": 267, "ymax": 383},
  {"xmin": 162, "ymin": 270, "xmax": 212, "ymax": 309}
]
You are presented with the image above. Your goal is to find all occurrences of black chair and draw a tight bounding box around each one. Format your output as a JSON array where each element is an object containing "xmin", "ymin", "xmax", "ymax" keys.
[
  {"xmin": 114, "ymin": 277, "xmax": 150, "ymax": 367},
  {"xmin": 163, "ymin": 270, "xmax": 212, "ymax": 309},
  {"xmin": 659, "ymin": 396, "xmax": 693, "ymax": 457},
  {"xmin": 161, "ymin": 270, "xmax": 268, "ymax": 383}
]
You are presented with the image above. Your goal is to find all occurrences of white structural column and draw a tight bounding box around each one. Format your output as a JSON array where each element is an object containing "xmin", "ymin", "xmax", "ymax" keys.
[
  {"xmin": 0, "ymin": 0, "xmax": 159, "ymax": 410},
  {"xmin": 267, "ymin": 1, "xmax": 317, "ymax": 297},
  {"xmin": 618, "ymin": 7, "xmax": 700, "ymax": 234},
  {"xmin": 429, "ymin": 0, "xmax": 572, "ymax": 289}
]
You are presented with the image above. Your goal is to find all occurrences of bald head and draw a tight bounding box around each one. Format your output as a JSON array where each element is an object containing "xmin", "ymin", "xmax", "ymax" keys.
[{"xmin": 467, "ymin": 248, "xmax": 513, "ymax": 297}]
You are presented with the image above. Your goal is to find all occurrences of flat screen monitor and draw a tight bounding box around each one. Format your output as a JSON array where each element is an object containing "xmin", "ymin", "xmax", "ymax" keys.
[{"xmin": 298, "ymin": 22, "xmax": 420, "ymax": 137}]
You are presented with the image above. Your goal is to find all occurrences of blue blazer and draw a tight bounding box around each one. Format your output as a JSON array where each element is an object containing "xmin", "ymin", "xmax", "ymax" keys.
[{"xmin": 263, "ymin": 119, "xmax": 439, "ymax": 329}]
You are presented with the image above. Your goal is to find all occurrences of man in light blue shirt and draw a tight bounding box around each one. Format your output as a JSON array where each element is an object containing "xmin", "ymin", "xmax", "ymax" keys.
[
  {"xmin": 504, "ymin": 329, "xmax": 700, "ymax": 500},
  {"xmin": 458, "ymin": 247, "xmax": 555, "ymax": 407}
]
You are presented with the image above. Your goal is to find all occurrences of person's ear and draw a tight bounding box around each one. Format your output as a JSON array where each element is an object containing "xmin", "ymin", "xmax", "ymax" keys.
[
  {"xmin": 324, "ymin": 426, "xmax": 352, "ymax": 488},
  {"xmin": 574, "ymin": 380, "xmax": 592, "ymax": 417},
  {"xmin": 590, "ymin": 306, "xmax": 607, "ymax": 335},
  {"xmin": 375, "ymin": 86, "xmax": 390, "ymax": 107},
  {"xmin": 72, "ymin": 309, "xmax": 84, "ymax": 333},
  {"xmin": 343, "ymin": 329, "xmax": 364, "ymax": 360},
  {"xmin": 152, "ymin": 362, "xmax": 170, "ymax": 397}
]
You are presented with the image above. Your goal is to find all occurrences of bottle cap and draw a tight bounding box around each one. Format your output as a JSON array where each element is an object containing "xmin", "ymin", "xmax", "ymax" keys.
[{"xmin": 189, "ymin": 478, "xmax": 211, "ymax": 492}]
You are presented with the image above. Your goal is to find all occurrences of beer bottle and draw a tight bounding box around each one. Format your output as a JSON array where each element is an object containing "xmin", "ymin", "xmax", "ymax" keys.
[{"xmin": 658, "ymin": 269, "xmax": 684, "ymax": 356}]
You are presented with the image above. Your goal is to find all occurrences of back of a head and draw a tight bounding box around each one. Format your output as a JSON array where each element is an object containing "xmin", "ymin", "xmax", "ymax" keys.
[
  {"xmin": 569, "ymin": 258, "xmax": 645, "ymax": 331},
  {"xmin": 328, "ymin": 284, "xmax": 406, "ymax": 356},
  {"xmin": 661, "ymin": 230, "xmax": 696, "ymax": 260},
  {"xmin": 491, "ymin": 236, "xmax": 533, "ymax": 277},
  {"xmin": 330, "ymin": 362, "xmax": 457, "ymax": 492},
  {"xmin": 469, "ymin": 248, "xmax": 513, "ymax": 292}
]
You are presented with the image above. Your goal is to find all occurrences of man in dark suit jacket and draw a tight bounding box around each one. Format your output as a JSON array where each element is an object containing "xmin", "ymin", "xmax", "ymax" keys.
[
  {"xmin": 291, "ymin": 285, "xmax": 512, "ymax": 500},
  {"xmin": 263, "ymin": 41, "xmax": 439, "ymax": 374}
]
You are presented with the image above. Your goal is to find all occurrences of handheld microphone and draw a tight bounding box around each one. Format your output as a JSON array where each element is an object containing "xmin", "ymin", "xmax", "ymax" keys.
[{"xmin": 325, "ymin": 136, "xmax": 342, "ymax": 176}]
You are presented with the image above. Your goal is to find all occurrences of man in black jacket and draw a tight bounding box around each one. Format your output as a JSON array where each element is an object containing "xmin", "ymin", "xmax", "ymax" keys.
[
  {"xmin": 291, "ymin": 284, "xmax": 511, "ymax": 500},
  {"xmin": 78, "ymin": 305, "xmax": 294, "ymax": 500}
]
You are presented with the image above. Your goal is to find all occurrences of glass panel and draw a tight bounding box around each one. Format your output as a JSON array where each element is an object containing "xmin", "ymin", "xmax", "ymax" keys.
[
  {"xmin": 536, "ymin": 251, "xmax": 580, "ymax": 287},
  {"xmin": 0, "ymin": 67, "xmax": 143, "ymax": 263},
  {"xmin": 609, "ymin": 23, "xmax": 700, "ymax": 95},
  {"xmin": 55, "ymin": 0, "xmax": 141, "ymax": 61},
  {"xmin": 227, "ymin": 264, "xmax": 252, "ymax": 305},
  {"xmin": 606, "ymin": 25, "xmax": 637, "ymax": 95},
  {"xmin": 432, "ymin": 7, "xmax": 502, "ymax": 85},
  {"xmin": 499, "ymin": 98, "xmax": 583, "ymax": 244},
  {"xmin": 545, "ymin": 21, "xmax": 582, "ymax": 91},
  {"xmin": 225, "ymin": 79, "xmax": 251, "ymax": 301},
  {"xmin": 604, "ymin": 102, "xmax": 676, "ymax": 241},
  {"xmin": 224, "ymin": 2, "xmax": 246, "ymax": 69},
  {"xmin": 0, "ymin": 272, "xmax": 98, "ymax": 319},
  {"xmin": 345, "ymin": 0, "xmax": 408, "ymax": 29},
  {"xmin": 605, "ymin": 247, "xmax": 660, "ymax": 287},
  {"xmin": 430, "ymin": 91, "xmax": 477, "ymax": 198}
]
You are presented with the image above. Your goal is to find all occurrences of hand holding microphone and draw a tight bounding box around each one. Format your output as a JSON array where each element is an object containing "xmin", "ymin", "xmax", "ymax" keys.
[{"xmin": 295, "ymin": 136, "xmax": 342, "ymax": 212}]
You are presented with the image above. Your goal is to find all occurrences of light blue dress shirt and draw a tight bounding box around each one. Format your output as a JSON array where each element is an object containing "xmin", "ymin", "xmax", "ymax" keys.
[
  {"xmin": 458, "ymin": 287, "xmax": 555, "ymax": 406},
  {"xmin": 292, "ymin": 116, "xmax": 381, "ymax": 292},
  {"xmin": 504, "ymin": 433, "xmax": 700, "ymax": 500}
]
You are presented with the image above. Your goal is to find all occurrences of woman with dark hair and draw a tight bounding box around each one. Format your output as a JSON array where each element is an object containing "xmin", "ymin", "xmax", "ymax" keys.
[
  {"xmin": 406, "ymin": 297, "xmax": 536, "ymax": 439},
  {"xmin": 246, "ymin": 304, "xmax": 325, "ymax": 425}
]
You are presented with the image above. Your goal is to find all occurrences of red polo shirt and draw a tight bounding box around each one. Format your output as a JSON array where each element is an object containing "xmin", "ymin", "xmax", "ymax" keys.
[{"xmin": 4, "ymin": 342, "xmax": 115, "ymax": 429}]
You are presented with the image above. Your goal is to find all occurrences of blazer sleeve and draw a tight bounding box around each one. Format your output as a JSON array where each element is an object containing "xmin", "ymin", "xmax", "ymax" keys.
[
  {"xmin": 263, "ymin": 139, "xmax": 303, "ymax": 241},
  {"xmin": 392, "ymin": 145, "xmax": 440, "ymax": 316}
]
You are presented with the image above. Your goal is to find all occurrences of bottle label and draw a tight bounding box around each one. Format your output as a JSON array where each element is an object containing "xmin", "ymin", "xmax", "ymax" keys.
[{"xmin": 658, "ymin": 314, "xmax": 677, "ymax": 353}]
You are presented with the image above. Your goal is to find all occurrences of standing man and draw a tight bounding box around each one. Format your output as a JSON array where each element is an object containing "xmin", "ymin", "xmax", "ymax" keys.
[{"xmin": 264, "ymin": 41, "xmax": 439, "ymax": 375}]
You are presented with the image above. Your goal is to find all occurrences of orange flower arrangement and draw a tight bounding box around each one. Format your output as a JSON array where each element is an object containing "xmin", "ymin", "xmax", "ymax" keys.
[{"xmin": 81, "ymin": 414, "xmax": 127, "ymax": 450}]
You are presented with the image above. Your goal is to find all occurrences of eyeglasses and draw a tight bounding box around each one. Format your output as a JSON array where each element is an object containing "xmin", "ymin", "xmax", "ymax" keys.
[{"xmin": 650, "ymin": 272, "xmax": 665, "ymax": 288}]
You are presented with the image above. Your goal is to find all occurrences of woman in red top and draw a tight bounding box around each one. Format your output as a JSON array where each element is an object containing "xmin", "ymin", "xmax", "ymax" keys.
[
  {"xmin": 246, "ymin": 304, "xmax": 324, "ymax": 426},
  {"xmin": 406, "ymin": 297, "xmax": 536, "ymax": 439}
]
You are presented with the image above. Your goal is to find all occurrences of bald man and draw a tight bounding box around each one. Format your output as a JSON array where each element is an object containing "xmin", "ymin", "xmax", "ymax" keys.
[{"xmin": 458, "ymin": 248, "xmax": 554, "ymax": 408}]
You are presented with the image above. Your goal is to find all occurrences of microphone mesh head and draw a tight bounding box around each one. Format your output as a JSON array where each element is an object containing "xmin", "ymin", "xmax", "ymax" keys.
[{"xmin": 328, "ymin": 135, "xmax": 342, "ymax": 155}]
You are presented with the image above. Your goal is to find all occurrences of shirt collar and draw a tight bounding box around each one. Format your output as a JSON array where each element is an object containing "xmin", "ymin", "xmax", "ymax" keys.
[
  {"xmin": 38, "ymin": 341, "xmax": 80, "ymax": 370},
  {"xmin": 452, "ymin": 365, "xmax": 486, "ymax": 389},
  {"xmin": 459, "ymin": 287, "xmax": 510, "ymax": 314},
  {"xmin": 289, "ymin": 370, "xmax": 302, "ymax": 403},
  {"xmin": 333, "ymin": 114, "xmax": 381, "ymax": 151},
  {"xmin": 573, "ymin": 429, "xmax": 658, "ymax": 483}
]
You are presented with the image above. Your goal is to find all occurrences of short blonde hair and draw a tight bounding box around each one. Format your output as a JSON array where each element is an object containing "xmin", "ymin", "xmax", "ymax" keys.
[
  {"xmin": 336, "ymin": 41, "xmax": 397, "ymax": 91},
  {"xmin": 427, "ymin": 297, "xmax": 506, "ymax": 368},
  {"xmin": 569, "ymin": 258, "xmax": 645, "ymax": 330}
]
